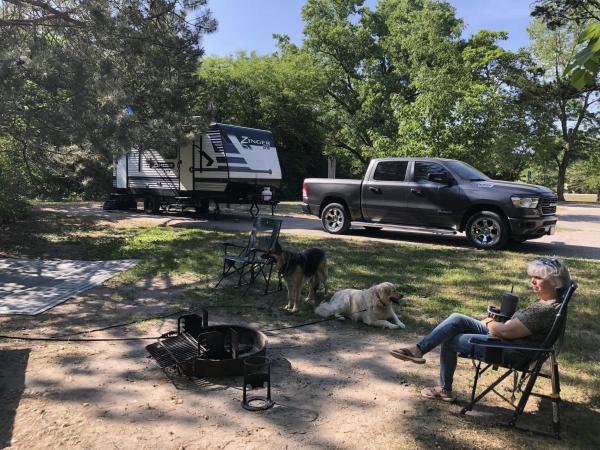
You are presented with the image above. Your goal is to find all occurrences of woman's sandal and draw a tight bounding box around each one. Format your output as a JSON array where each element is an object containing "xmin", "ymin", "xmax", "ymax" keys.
[
  {"xmin": 389, "ymin": 348, "xmax": 426, "ymax": 364},
  {"xmin": 420, "ymin": 386, "xmax": 454, "ymax": 402}
]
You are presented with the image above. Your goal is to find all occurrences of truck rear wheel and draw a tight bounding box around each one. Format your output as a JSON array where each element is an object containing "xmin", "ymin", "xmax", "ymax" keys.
[
  {"xmin": 321, "ymin": 203, "xmax": 351, "ymax": 234},
  {"xmin": 144, "ymin": 196, "xmax": 160, "ymax": 215},
  {"xmin": 465, "ymin": 211, "xmax": 508, "ymax": 250}
]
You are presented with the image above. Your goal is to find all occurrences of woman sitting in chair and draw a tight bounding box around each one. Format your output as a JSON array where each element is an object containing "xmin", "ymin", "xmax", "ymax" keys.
[{"xmin": 390, "ymin": 257, "xmax": 571, "ymax": 401}]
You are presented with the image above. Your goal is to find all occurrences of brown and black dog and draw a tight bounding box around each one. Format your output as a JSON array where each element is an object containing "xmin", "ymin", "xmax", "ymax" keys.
[{"xmin": 264, "ymin": 242, "xmax": 328, "ymax": 312}]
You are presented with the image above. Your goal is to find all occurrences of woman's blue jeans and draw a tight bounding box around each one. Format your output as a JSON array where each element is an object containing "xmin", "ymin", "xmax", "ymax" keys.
[{"xmin": 416, "ymin": 313, "xmax": 492, "ymax": 392}]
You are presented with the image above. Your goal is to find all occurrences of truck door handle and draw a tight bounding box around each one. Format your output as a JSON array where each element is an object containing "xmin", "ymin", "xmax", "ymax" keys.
[
  {"xmin": 411, "ymin": 188, "xmax": 423, "ymax": 196},
  {"xmin": 369, "ymin": 186, "xmax": 382, "ymax": 194}
]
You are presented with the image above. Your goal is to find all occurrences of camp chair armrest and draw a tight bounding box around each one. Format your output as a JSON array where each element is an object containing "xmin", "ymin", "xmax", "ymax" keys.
[
  {"xmin": 221, "ymin": 242, "xmax": 248, "ymax": 257},
  {"xmin": 249, "ymin": 247, "xmax": 270, "ymax": 254},
  {"xmin": 221, "ymin": 242, "xmax": 246, "ymax": 248},
  {"xmin": 468, "ymin": 337, "xmax": 547, "ymax": 353}
]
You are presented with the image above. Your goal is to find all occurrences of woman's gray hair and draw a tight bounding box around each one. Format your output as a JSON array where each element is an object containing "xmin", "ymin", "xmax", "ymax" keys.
[{"xmin": 527, "ymin": 258, "xmax": 571, "ymax": 289}]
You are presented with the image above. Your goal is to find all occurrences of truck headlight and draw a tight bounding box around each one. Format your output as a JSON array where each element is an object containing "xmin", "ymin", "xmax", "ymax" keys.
[{"xmin": 511, "ymin": 196, "xmax": 539, "ymax": 208}]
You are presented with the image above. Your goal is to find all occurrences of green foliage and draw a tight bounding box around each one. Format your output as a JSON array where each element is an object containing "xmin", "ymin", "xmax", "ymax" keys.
[
  {"xmin": 566, "ymin": 153, "xmax": 600, "ymax": 192},
  {"xmin": 0, "ymin": 136, "xmax": 30, "ymax": 224},
  {"xmin": 196, "ymin": 50, "xmax": 328, "ymax": 198},
  {"xmin": 0, "ymin": 0, "xmax": 215, "ymax": 201},
  {"xmin": 525, "ymin": 19, "xmax": 600, "ymax": 199},
  {"xmin": 532, "ymin": 1, "xmax": 600, "ymax": 88},
  {"xmin": 301, "ymin": 0, "xmax": 539, "ymax": 179}
]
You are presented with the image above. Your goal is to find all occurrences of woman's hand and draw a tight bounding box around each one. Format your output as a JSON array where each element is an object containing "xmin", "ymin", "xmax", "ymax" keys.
[{"xmin": 481, "ymin": 317, "xmax": 494, "ymax": 326}]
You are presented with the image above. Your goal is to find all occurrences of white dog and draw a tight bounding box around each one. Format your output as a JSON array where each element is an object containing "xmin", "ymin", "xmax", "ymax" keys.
[{"xmin": 314, "ymin": 282, "xmax": 406, "ymax": 329}]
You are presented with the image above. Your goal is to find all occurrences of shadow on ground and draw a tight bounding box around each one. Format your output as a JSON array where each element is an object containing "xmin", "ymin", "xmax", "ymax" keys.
[{"xmin": 0, "ymin": 348, "xmax": 30, "ymax": 448}]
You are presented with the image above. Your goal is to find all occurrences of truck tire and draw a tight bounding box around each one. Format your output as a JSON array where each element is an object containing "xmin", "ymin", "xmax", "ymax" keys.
[
  {"xmin": 144, "ymin": 196, "xmax": 160, "ymax": 215},
  {"xmin": 321, "ymin": 203, "xmax": 351, "ymax": 234},
  {"xmin": 465, "ymin": 211, "xmax": 509, "ymax": 250}
]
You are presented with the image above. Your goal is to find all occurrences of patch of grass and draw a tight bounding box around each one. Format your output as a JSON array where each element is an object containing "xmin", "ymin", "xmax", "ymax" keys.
[{"xmin": 2, "ymin": 205, "xmax": 600, "ymax": 447}]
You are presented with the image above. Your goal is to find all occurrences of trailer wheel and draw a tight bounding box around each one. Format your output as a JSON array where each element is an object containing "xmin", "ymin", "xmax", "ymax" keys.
[
  {"xmin": 144, "ymin": 196, "xmax": 160, "ymax": 215},
  {"xmin": 321, "ymin": 203, "xmax": 351, "ymax": 234},
  {"xmin": 195, "ymin": 199, "xmax": 210, "ymax": 214}
]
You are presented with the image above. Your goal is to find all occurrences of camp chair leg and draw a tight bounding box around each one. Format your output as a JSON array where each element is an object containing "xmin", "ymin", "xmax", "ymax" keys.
[
  {"xmin": 463, "ymin": 360, "xmax": 483, "ymax": 413},
  {"xmin": 461, "ymin": 366, "xmax": 513, "ymax": 415},
  {"xmin": 508, "ymin": 358, "xmax": 544, "ymax": 429},
  {"xmin": 215, "ymin": 259, "xmax": 234, "ymax": 288},
  {"xmin": 550, "ymin": 354, "xmax": 561, "ymax": 439},
  {"xmin": 237, "ymin": 263, "xmax": 247, "ymax": 287}
]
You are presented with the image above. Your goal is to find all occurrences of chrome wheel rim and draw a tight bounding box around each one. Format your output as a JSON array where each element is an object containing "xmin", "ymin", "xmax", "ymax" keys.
[
  {"xmin": 470, "ymin": 217, "xmax": 501, "ymax": 247},
  {"xmin": 324, "ymin": 207, "xmax": 344, "ymax": 232}
]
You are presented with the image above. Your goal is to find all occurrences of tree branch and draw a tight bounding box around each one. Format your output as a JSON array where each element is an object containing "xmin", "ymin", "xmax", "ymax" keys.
[{"xmin": 2, "ymin": 0, "xmax": 84, "ymax": 26}]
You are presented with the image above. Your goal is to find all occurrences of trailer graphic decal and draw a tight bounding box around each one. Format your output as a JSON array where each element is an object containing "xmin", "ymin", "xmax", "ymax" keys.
[
  {"xmin": 200, "ymin": 149, "xmax": 215, "ymax": 167},
  {"xmin": 240, "ymin": 135, "xmax": 271, "ymax": 149},
  {"xmin": 216, "ymin": 156, "xmax": 246, "ymax": 164}
]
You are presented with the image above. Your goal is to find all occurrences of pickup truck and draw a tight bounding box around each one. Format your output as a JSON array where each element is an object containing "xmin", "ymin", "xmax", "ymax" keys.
[{"xmin": 302, "ymin": 158, "xmax": 558, "ymax": 249}]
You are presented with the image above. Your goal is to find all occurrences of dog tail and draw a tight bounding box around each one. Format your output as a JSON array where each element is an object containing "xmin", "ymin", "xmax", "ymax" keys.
[{"xmin": 314, "ymin": 301, "xmax": 335, "ymax": 318}]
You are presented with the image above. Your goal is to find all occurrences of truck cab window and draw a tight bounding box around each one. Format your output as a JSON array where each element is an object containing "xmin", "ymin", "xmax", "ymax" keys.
[
  {"xmin": 373, "ymin": 161, "xmax": 408, "ymax": 181},
  {"xmin": 414, "ymin": 161, "xmax": 450, "ymax": 183}
]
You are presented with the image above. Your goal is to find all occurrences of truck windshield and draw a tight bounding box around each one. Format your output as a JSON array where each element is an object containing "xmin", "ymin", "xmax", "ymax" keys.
[{"xmin": 445, "ymin": 161, "xmax": 490, "ymax": 181}]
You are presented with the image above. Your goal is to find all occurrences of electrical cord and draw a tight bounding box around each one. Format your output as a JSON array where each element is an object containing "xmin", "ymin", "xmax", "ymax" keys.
[
  {"xmin": 0, "ymin": 334, "xmax": 161, "ymax": 342},
  {"xmin": 0, "ymin": 301, "xmax": 371, "ymax": 342}
]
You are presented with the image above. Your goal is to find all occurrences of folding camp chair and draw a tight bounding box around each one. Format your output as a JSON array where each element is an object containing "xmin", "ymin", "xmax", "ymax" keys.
[
  {"xmin": 459, "ymin": 282, "xmax": 577, "ymax": 439},
  {"xmin": 215, "ymin": 216, "xmax": 282, "ymax": 294}
]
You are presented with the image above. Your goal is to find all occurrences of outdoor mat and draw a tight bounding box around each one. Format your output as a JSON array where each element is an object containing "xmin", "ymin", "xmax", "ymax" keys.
[{"xmin": 0, "ymin": 258, "xmax": 139, "ymax": 315}]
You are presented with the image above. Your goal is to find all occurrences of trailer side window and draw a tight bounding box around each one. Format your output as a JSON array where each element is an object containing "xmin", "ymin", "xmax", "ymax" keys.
[{"xmin": 373, "ymin": 161, "xmax": 408, "ymax": 181}]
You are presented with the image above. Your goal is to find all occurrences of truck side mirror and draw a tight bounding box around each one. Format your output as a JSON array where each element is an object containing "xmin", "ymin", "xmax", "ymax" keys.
[{"xmin": 427, "ymin": 172, "xmax": 452, "ymax": 184}]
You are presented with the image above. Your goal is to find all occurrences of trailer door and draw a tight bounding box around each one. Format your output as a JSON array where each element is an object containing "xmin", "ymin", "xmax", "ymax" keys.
[{"xmin": 116, "ymin": 155, "xmax": 127, "ymax": 189}]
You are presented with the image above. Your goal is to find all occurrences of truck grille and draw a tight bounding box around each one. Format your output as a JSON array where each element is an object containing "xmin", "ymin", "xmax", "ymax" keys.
[{"xmin": 540, "ymin": 196, "xmax": 558, "ymax": 215}]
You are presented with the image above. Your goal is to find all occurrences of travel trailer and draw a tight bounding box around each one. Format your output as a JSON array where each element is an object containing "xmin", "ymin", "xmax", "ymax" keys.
[{"xmin": 106, "ymin": 123, "xmax": 282, "ymax": 215}]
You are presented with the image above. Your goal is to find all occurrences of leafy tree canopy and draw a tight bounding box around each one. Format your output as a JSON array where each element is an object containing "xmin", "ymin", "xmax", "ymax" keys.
[
  {"xmin": 196, "ymin": 47, "xmax": 328, "ymax": 197},
  {"xmin": 0, "ymin": 0, "xmax": 215, "ymax": 204},
  {"xmin": 301, "ymin": 0, "xmax": 538, "ymax": 178}
]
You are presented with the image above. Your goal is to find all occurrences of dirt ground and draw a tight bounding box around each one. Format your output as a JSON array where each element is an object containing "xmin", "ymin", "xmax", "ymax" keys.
[
  {"xmin": 1, "ymin": 278, "xmax": 568, "ymax": 450},
  {"xmin": 1, "ymin": 203, "xmax": 595, "ymax": 450}
]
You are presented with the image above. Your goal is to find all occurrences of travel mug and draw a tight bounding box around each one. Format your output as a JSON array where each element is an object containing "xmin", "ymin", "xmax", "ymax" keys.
[{"xmin": 500, "ymin": 292, "xmax": 519, "ymax": 317}]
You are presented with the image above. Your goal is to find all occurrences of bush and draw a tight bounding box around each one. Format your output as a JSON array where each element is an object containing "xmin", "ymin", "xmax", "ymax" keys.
[{"xmin": 0, "ymin": 166, "xmax": 30, "ymax": 225}]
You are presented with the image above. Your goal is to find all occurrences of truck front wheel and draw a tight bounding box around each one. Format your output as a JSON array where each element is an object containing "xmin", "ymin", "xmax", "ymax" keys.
[
  {"xmin": 465, "ymin": 211, "xmax": 509, "ymax": 250},
  {"xmin": 321, "ymin": 203, "xmax": 351, "ymax": 234}
]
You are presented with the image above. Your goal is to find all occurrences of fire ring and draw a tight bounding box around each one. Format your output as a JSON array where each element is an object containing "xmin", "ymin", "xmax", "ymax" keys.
[{"xmin": 146, "ymin": 311, "xmax": 268, "ymax": 378}]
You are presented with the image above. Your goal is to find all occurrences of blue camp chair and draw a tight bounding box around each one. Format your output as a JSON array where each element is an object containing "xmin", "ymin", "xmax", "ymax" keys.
[
  {"xmin": 460, "ymin": 282, "xmax": 577, "ymax": 439},
  {"xmin": 215, "ymin": 216, "xmax": 282, "ymax": 294}
]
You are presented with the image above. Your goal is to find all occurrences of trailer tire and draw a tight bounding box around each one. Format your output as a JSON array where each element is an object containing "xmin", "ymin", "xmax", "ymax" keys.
[
  {"xmin": 321, "ymin": 203, "xmax": 351, "ymax": 234},
  {"xmin": 144, "ymin": 196, "xmax": 160, "ymax": 215},
  {"xmin": 195, "ymin": 199, "xmax": 210, "ymax": 214}
]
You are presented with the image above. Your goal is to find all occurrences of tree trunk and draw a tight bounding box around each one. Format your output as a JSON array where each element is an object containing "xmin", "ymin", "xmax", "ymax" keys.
[{"xmin": 556, "ymin": 142, "xmax": 572, "ymax": 201}]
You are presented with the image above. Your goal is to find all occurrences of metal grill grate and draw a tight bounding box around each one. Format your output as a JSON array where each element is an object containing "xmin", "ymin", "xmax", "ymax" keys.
[
  {"xmin": 540, "ymin": 196, "xmax": 557, "ymax": 215},
  {"xmin": 146, "ymin": 333, "xmax": 201, "ymax": 369}
]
